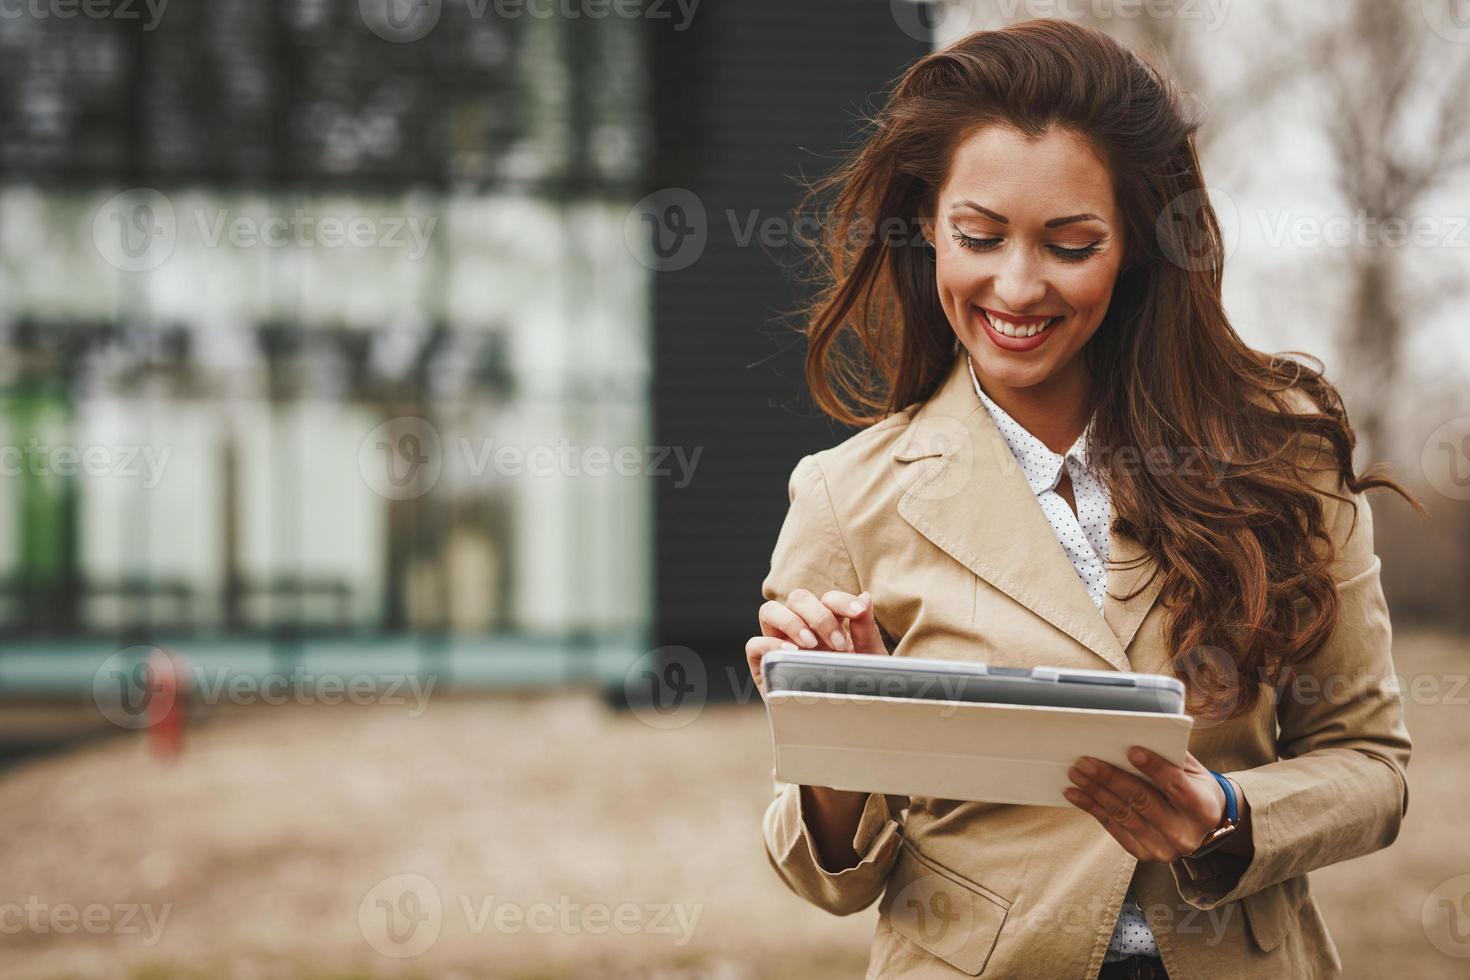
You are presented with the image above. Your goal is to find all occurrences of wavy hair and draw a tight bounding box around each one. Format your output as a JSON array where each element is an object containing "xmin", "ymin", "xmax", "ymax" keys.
[{"xmin": 792, "ymin": 18, "xmax": 1426, "ymax": 719}]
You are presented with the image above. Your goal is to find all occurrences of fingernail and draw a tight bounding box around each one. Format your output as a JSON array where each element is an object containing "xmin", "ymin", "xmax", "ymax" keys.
[
  {"xmin": 799, "ymin": 629, "xmax": 817, "ymax": 647},
  {"xmin": 780, "ymin": 642, "xmax": 797, "ymax": 650},
  {"xmin": 849, "ymin": 599, "xmax": 866, "ymax": 615},
  {"xmin": 1076, "ymin": 758, "xmax": 1098, "ymax": 775},
  {"xmin": 830, "ymin": 630, "xmax": 846, "ymax": 650},
  {"xmin": 1128, "ymin": 747, "xmax": 1147, "ymax": 765}
]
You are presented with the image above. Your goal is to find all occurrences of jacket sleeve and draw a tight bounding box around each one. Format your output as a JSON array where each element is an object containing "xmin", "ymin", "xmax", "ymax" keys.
[
  {"xmin": 1170, "ymin": 471, "xmax": 1412, "ymax": 909},
  {"xmin": 759, "ymin": 453, "xmax": 905, "ymax": 915}
]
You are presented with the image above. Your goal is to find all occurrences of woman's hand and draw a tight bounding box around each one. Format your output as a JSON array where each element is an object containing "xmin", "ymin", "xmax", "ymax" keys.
[
  {"xmin": 745, "ymin": 588, "xmax": 889, "ymax": 698},
  {"xmin": 1062, "ymin": 746, "xmax": 1252, "ymax": 863}
]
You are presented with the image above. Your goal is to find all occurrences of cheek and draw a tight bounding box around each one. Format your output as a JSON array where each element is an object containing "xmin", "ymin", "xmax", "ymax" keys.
[
  {"xmin": 933, "ymin": 258, "xmax": 991, "ymax": 306},
  {"xmin": 1057, "ymin": 264, "xmax": 1121, "ymax": 330}
]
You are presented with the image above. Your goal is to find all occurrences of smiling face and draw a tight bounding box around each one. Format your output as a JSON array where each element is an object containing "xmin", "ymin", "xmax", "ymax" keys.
[{"xmin": 924, "ymin": 123, "xmax": 1126, "ymax": 405}]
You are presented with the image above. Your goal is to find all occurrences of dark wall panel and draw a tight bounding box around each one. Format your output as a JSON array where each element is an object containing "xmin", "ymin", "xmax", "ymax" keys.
[{"xmin": 651, "ymin": 0, "xmax": 931, "ymax": 698}]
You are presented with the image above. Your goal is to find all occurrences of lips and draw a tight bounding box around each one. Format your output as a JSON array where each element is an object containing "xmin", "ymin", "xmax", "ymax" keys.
[{"xmin": 973, "ymin": 305, "xmax": 1061, "ymax": 352}]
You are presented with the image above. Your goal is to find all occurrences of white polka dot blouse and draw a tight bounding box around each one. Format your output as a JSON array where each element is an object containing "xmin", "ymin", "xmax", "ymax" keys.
[{"xmin": 968, "ymin": 354, "xmax": 1159, "ymax": 962}]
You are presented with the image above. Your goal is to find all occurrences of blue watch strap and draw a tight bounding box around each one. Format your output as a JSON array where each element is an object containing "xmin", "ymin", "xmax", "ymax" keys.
[{"xmin": 1209, "ymin": 770, "xmax": 1238, "ymax": 824}]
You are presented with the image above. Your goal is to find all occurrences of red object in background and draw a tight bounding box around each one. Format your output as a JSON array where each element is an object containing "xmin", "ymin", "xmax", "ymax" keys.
[{"xmin": 147, "ymin": 649, "xmax": 188, "ymax": 761}]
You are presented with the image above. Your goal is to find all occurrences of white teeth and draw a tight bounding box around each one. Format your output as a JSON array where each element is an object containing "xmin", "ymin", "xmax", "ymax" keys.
[{"xmin": 983, "ymin": 309, "xmax": 1057, "ymax": 338}]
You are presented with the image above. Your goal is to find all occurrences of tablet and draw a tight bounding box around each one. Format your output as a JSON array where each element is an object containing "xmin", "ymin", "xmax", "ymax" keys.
[{"xmin": 762, "ymin": 650, "xmax": 1185, "ymax": 714}]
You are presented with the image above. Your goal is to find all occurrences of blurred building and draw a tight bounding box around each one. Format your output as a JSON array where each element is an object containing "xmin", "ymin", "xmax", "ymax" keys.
[{"xmin": 0, "ymin": 0, "xmax": 929, "ymax": 696}]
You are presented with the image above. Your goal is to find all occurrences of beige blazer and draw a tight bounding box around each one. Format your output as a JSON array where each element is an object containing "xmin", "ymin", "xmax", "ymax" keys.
[{"xmin": 759, "ymin": 351, "xmax": 1411, "ymax": 979}]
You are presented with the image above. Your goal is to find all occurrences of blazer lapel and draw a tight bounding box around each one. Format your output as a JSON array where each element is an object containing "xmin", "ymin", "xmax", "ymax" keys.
[
  {"xmin": 1103, "ymin": 524, "xmax": 1167, "ymax": 671},
  {"xmin": 893, "ymin": 352, "xmax": 1163, "ymax": 673}
]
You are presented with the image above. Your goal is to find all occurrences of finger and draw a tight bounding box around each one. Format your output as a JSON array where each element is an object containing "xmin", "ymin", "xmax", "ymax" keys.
[
  {"xmin": 1062, "ymin": 786, "xmax": 1152, "ymax": 860},
  {"xmin": 786, "ymin": 589, "xmax": 848, "ymax": 652},
  {"xmin": 745, "ymin": 636, "xmax": 797, "ymax": 695},
  {"xmin": 820, "ymin": 591, "xmax": 886, "ymax": 655},
  {"xmin": 1067, "ymin": 762, "xmax": 1185, "ymax": 860},
  {"xmin": 1127, "ymin": 746, "xmax": 1214, "ymax": 819},
  {"xmin": 758, "ymin": 600, "xmax": 820, "ymax": 648}
]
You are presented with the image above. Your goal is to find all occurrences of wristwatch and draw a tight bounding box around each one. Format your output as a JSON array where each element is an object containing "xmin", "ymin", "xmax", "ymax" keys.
[{"xmin": 1186, "ymin": 771, "xmax": 1240, "ymax": 859}]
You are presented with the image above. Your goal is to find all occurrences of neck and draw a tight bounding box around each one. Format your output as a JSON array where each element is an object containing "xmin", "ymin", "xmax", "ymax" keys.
[{"xmin": 971, "ymin": 355, "xmax": 1093, "ymax": 454}]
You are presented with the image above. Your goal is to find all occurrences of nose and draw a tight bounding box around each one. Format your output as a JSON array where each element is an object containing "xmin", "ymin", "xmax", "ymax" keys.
[{"xmin": 990, "ymin": 246, "xmax": 1049, "ymax": 313}]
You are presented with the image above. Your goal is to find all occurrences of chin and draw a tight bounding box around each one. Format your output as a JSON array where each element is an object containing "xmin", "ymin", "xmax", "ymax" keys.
[{"xmin": 966, "ymin": 347, "xmax": 1055, "ymax": 388}]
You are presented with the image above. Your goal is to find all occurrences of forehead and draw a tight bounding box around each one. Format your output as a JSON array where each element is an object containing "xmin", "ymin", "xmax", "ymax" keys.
[{"xmin": 938, "ymin": 123, "xmax": 1116, "ymax": 220}]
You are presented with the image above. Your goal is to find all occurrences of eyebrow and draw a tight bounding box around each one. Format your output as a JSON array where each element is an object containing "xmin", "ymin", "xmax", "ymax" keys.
[{"xmin": 950, "ymin": 200, "xmax": 1105, "ymax": 228}]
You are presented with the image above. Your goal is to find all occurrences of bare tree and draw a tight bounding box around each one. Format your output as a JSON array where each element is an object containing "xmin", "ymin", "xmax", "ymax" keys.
[{"xmin": 1316, "ymin": 0, "xmax": 1470, "ymax": 462}]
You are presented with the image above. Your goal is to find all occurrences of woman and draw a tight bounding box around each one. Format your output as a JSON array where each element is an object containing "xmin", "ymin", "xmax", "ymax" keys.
[{"xmin": 745, "ymin": 19, "xmax": 1422, "ymax": 980}]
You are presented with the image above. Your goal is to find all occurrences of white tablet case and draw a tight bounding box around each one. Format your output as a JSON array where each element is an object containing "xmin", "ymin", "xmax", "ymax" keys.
[{"xmin": 765, "ymin": 690, "xmax": 1194, "ymax": 807}]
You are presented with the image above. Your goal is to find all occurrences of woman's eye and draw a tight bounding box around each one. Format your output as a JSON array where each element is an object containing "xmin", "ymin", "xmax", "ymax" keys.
[
  {"xmin": 950, "ymin": 232, "xmax": 1001, "ymax": 252},
  {"xmin": 1050, "ymin": 243, "xmax": 1103, "ymax": 262},
  {"xmin": 949, "ymin": 232, "xmax": 1102, "ymax": 262}
]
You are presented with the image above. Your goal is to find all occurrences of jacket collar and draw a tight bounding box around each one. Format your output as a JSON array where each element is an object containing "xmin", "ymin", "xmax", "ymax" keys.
[
  {"xmin": 892, "ymin": 351, "xmax": 1164, "ymax": 673},
  {"xmin": 967, "ymin": 353, "xmax": 1096, "ymax": 497}
]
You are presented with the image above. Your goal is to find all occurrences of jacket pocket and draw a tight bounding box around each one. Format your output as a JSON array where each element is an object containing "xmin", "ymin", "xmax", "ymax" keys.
[
  {"xmin": 878, "ymin": 839, "xmax": 1011, "ymax": 975},
  {"xmin": 1243, "ymin": 874, "xmax": 1310, "ymax": 953}
]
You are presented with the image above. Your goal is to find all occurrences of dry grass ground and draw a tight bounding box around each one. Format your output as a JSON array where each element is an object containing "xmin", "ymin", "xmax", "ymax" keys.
[{"xmin": 2, "ymin": 629, "xmax": 1467, "ymax": 979}]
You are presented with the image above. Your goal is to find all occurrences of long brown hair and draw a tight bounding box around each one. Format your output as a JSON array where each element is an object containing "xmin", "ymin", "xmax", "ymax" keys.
[{"xmin": 793, "ymin": 18, "xmax": 1426, "ymax": 719}]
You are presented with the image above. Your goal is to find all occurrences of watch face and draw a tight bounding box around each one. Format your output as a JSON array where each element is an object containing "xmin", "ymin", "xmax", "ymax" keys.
[{"xmin": 1190, "ymin": 822, "xmax": 1238, "ymax": 858}]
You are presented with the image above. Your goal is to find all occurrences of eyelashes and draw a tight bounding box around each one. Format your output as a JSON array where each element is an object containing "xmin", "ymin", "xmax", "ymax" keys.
[{"xmin": 949, "ymin": 232, "xmax": 1103, "ymax": 263}]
